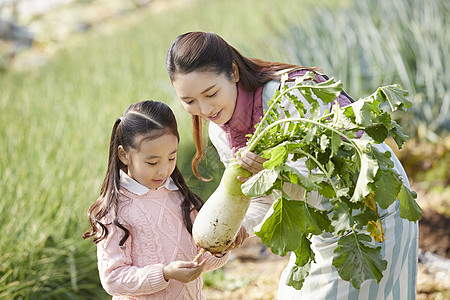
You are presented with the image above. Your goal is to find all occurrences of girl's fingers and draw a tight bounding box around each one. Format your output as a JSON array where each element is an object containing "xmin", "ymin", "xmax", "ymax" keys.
[
  {"xmin": 197, "ymin": 260, "xmax": 206, "ymax": 266},
  {"xmin": 178, "ymin": 261, "xmax": 199, "ymax": 268}
]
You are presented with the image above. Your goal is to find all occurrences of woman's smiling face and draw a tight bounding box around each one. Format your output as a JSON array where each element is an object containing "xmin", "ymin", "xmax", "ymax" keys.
[{"xmin": 171, "ymin": 68, "xmax": 239, "ymax": 125}]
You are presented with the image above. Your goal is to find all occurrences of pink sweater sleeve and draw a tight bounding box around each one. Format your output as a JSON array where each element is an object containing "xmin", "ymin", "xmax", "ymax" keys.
[
  {"xmin": 97, "ymin": 223, "xmax": 169, "ymax": 296},
  {"xmin": 196, "ymin": 248, "xmax": 230, "ymax": 273}
]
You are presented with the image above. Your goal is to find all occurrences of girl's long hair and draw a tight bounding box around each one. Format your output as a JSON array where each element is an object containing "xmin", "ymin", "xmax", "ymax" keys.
[
  {"xmin": 83, "ymin": 100, "xmax": 203, "ymax": 246},
  {"xmin": 165, "ymin": 31, "xmax": 319, "ymax": 179}
]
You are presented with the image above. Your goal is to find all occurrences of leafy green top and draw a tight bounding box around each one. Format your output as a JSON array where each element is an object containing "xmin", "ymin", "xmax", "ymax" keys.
[{"xmin": 238, "ymin": 72, "xmax": 422, "ymax": 289}]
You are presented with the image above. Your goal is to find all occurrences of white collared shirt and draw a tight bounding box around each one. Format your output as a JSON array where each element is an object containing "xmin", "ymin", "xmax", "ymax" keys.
[{"xmin": 120, "ymin": 170, "xmax": 179, "ymax": 196}]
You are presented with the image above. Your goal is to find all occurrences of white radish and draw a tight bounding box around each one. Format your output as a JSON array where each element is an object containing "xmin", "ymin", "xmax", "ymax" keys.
[{"xmin": 192, "ymin": 163, "xmax": 251, "ymax": 253}]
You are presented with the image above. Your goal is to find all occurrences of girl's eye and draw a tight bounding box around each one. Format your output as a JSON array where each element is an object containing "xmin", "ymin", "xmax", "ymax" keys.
[
  {"xmin": 147, "ymin": 162, "xmax": 157, "ymax": 166},
  {"xmin": 169, "ymin": 157, "xmax": 176, "ymax": 161},
  {"xmin": 185, "ymin": 99, "xmax": 194, "ymax": 105},
  {"xmin": 206, "ymin": 91, "xmax": 218, "ymax": 98}
]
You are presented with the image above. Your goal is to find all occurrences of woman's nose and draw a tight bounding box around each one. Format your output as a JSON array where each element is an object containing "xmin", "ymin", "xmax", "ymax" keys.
[{"xmin": 199, "ymin": 101, "xmax": 214, "ymax": 117}]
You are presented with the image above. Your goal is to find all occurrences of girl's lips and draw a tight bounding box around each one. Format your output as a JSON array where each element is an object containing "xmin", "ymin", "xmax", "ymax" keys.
[{"xmin": 208, "ymin": 109, "xmax": 222, "ymax": 122}]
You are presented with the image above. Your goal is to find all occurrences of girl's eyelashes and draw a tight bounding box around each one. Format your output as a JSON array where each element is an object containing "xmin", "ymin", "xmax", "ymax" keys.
[{"xmin": 146, "ymin": 157, "xmax": 176, "ymax": 165}]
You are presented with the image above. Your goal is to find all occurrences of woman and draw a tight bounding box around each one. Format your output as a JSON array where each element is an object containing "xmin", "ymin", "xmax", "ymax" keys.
[{"xmin": 165, "ymin": 31, "xmax": 418, "ymax": 299}]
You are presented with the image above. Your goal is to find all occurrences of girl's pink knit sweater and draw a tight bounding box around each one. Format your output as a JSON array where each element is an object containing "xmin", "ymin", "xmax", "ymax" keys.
[{"xmin": 97, "ymin": 172, "xmax": 228, "ymax": 299}]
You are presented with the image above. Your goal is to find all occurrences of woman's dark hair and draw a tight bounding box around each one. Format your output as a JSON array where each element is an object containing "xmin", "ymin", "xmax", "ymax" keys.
[
  {"xmin": 165, "ymin": 31, "xmax": 319, "ymax": 180},
  {"xmin": 83, "ymin": 100, "xmax": 204, "ymax": 246}
]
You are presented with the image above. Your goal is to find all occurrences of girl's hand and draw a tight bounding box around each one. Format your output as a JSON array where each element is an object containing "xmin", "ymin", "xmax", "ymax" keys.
[
  {"xmin": 236, "ymin": 150, "xmax": 267, "ymax": 179},
  {"xmin": 163, "ymin": 260, "xmax": 205, "ymax": 283}
]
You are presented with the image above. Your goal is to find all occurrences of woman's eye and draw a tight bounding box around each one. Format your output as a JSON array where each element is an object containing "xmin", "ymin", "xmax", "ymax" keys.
[
  {"xmin": 147, "ymin": 162, "xmax": 157, "ymax": 166},
  {"xmin": 169, "ymin": 157, "xmax": 176, "ymax": 161},
  {"xmin": 185, "ymin": 99, "xmax": 194, "ymax": 105},
  {"xmin": 206, "ymin": 91, "xmax": 218, "ymax": 98}
]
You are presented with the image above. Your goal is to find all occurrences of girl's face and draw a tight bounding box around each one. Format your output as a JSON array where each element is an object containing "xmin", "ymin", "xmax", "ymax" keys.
[
  {"xmin": 118, "ymin": 133, "xmax": 178, "ymax": 190},
  {"xmin": 171, "ymin": 68, "xmax": 239, "ymax": 125}
]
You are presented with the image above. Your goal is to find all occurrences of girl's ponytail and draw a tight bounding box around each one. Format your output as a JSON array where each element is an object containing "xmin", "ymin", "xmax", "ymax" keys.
[
  {"xmin": 171, "ymin": 166, "xmax": 204, "ymax": 234},
  {"xmin": 83, "ymin": 118, "xmax": 130, "ymax": 246}
]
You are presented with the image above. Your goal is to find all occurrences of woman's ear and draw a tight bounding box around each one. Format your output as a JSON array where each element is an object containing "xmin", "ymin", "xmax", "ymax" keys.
[
  {"xmin": 232, "ymin": 61, "xmax": 240, "ymax": 82},
  {"xmin": 118, "ymin": 145, "xmax": 128, "ymax": 165}
]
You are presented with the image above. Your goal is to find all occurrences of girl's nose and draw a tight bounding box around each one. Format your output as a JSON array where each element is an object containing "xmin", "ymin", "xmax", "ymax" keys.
[{"xmin": 156, "ymin": 166, "xmax": 167, "ymax": 177}]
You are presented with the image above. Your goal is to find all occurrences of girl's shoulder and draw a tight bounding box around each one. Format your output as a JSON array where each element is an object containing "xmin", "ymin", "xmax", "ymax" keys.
[{"xmin": 107, "ymin": 189, "xmax": 137, "ymax": 221}]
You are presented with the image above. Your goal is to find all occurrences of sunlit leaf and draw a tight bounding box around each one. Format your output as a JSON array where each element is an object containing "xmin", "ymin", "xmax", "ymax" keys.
[
  {"xmin": 331, "ymin": 202, "xmax": 354, "ymax": 234},
  {"xmin": 333, "ymin": 233, "xmax": 387, "ymax": 289},
  {"xmin": 352, "ymin": 101, "xmax": 373, "ymax": 127},
  {"xmin": 367, "ymin": 219, "xmax": 385, "ymax": 243},
  {"xmin": 350, "ymin": 152, "xmax": 378, "ymax": 203},
  {"xmin": 372, "ymin": 169, "xmax": 401, "ymax": 209},
  {"xmin": 389, "ymin": 121, "xmax": 409, "ymax": 149},
  {"xmin": 375, "ymin": 85, "xmax": 412, "ymax": 112},
  {"xmin": 365, "ymin": 124, "xmax": 388, "ymax": 143},
  {"xmin": 263, "ymin": 144, "xmax": 288, "ymax": 169},
  {"xmin": 398, "ymin": 184, "xmax": 422, "ymax": 222},
  {"xmin": 256, "ymin": 197, "xmax": 330, "ymax": 256},
  {"xmin": 293, "ymin": 234, "xmax": 314, "ymax": 267},
  {"xmin": 241, "ymin": 168, "xmax": 279, "ymax": 197},
  {"xmin": 278, "ymin": 164, "xmax": 321, "ymax": 192},
  {"xmin": 320, "ymin": 134, "xmax": 330, "ymax": 152},
  {"xmin": 310, "ymin": 78, "xmax": 343, "ymax": 104},
  {"xmin": 286, "ymin": 261, "xmax": 311, "ymax": 290}
]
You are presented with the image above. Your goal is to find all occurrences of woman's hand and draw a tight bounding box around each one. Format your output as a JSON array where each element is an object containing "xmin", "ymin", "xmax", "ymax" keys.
[
  {"xmin": 236, "ymin": 150, "xmax": 267, "ymax": 180},
  {"xmin": 163, "ymin": 260, "xmax": 205, "ymax": 283},
  {"xmin": 222, "ymin": 225, "xmax": 249, "ymax": 253}
]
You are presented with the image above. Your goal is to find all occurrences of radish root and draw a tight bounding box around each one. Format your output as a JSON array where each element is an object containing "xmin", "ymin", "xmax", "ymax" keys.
[{"xmin": 192, "ymin": 248, "xmax": 206, "ymax": 263}]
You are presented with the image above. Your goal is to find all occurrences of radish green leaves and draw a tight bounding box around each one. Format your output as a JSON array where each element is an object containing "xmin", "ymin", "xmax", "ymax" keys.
[{"xmin": 239, "ymin": 72, "xmax": 421, "ymax": 289}]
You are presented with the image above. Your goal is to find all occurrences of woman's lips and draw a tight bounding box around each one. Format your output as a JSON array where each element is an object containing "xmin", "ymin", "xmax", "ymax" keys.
[{"xmin": 209, "ymin": 109, "xmax": 222, "ymax": 122}]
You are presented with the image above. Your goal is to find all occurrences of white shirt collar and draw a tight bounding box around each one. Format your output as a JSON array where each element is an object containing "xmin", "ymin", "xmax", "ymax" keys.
[{"xmin": 120, "ymin": 170, "xmax": 179, "ymax": 195}]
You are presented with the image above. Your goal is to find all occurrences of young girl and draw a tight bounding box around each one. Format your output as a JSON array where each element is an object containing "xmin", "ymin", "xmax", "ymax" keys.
[
  {"xmin": 83, "ymin": 100, "xmax": 228, "ymax": 299},
  {"xmin": 165, "ymin": 31, "xmax": 419, "ymax": 299}
]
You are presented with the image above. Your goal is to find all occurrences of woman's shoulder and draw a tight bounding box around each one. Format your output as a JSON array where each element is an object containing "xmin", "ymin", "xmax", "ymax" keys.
[
  {"xmin": 208, "ymin": 122, "xmax": 235, "ymax": 167},
  {"xmin": 262, "ymin": 80, "xmax": 281, "ymax": 109}
]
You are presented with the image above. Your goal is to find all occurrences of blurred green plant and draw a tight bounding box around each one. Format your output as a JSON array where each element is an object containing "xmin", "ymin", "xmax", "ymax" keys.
[
  {"xmin": 202, "ymin": 268, "xmax": 252, "ymax": 291},
  {"xmin": 278, "ymin": 0, "xmax": 449, "ymax": 141}
]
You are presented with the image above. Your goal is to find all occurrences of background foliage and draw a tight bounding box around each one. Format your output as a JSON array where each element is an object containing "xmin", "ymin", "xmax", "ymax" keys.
[{"xmin": 277, "ymin": 0, "xmax": 450, "ymax": 141}]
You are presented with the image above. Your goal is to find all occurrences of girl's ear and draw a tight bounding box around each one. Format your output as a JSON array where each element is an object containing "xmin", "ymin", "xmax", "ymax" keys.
[
  {"xmin": 118, "ymin": 145, "xmax": 128, "ymax": 165},
  {"xmin": 231, "ymin": 61, "xmax": 239, "ymax": 82}
]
